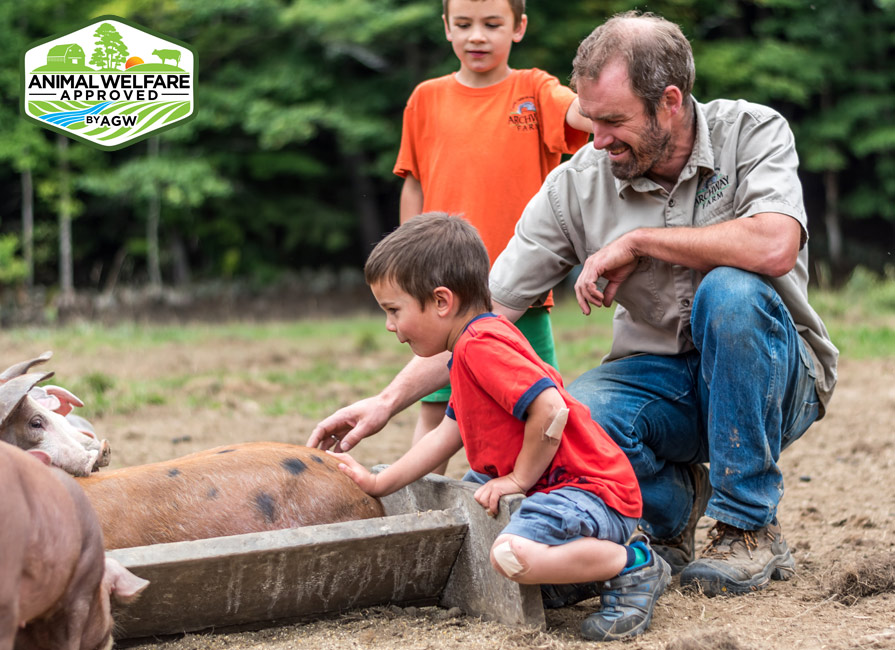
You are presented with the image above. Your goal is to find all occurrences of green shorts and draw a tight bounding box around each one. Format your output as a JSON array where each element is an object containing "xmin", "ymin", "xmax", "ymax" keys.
[{"xmin": 420, "ymin": 306, "xmax": 558, "ymax": 403}]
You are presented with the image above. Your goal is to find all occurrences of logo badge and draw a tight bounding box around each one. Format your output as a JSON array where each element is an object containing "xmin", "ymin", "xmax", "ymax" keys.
[{"xmin": 22, "ymin": 16, "xmax": 196, "ymax": 151}]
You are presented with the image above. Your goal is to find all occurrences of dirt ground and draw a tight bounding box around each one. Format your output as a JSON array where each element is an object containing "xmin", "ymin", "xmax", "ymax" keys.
[{"xmin": 31, "ymin": 342, "xmax": 895, "ymax": 650}]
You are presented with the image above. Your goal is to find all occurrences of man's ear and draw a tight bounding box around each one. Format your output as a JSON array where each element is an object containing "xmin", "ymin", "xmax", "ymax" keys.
[
  {"xmin": 662, "ymin": 85, "xmax": 683, "ymax": 117},
  {"xmin": 443, "ymin": 15, "xmax": 452, "ymax": 41},
  {"xmin": 432, "ymin": 286, "xmax": 456, "ymax": 316}
]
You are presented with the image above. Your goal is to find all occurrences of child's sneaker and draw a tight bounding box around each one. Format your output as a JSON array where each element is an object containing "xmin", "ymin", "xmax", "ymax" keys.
[{"xmin": 579, "ymin": 535, "xmax": 671, "ymax": 641}]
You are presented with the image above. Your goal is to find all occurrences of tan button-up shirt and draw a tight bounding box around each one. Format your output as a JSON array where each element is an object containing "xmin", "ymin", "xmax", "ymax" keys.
[{"xmin": 489, "ymin": 98, "xmax": 838, "ymax": 414}]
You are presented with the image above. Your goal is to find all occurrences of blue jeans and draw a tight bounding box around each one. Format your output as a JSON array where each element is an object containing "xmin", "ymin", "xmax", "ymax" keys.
[
  {"xmin": 462, "ymin": 470, "xmax": 638, "ymax": 545},
  {"xmin": 568, "ymin": 267, "xmax": 820, "ymax": 538}
]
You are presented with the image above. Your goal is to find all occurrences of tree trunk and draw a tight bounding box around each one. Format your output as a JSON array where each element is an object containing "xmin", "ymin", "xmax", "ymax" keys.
[
  {"xmin": 147, "ymin": 137, "xmax": 163, "ymax": 290},
  {"xmin": 21, "ymin": 166, "xmax": 34, "ymax": 288},
  {"xmin": 169, "ymin": 230, "xmax": 191, "ymax": 286},
  {"xmin": 341, "ymin": 149, "xmax": 382, "ymax": 254},
  {"xmin": 823, "ymin": 169, "xmax": 843, "ymax": 270},
  {"xmin": 57, "ymin": 135, "xmax": 74, "ymax": 304}
]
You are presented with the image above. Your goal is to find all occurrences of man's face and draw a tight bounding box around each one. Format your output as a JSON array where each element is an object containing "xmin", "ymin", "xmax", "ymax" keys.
[{"xmin": 576, "ymin": 60, "xmax": 673, "ymax": 181}]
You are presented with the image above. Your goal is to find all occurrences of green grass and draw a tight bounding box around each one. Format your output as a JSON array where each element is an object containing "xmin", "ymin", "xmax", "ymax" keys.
[
  {"xmin": 1, "ymin": 278, "xmax": 891, "ymax": 418},
  {"xmin": 809, "ymin": 267, "xmax": 895, "ymax": 359}
]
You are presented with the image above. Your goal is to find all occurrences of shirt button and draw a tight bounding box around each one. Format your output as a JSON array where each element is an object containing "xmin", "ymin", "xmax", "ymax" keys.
[
  {"xmin": 681, "ymin": 298, "xmax": 691, "ymax": 308},
  {"xmin": 669, "ymin": 198, "xmax": 676, "ymax": 207}
]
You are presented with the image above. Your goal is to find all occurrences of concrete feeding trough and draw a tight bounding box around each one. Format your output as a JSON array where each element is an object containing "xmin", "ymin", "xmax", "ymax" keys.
[{"xmin": 109, "ymin": 472, "xmax": 546, "ymax": 640}]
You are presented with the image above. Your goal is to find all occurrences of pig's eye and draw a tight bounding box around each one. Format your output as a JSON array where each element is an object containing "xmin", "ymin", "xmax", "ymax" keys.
[{"xmin": 29, "ymin": 415, "xmax": 44, "ymax": 429}]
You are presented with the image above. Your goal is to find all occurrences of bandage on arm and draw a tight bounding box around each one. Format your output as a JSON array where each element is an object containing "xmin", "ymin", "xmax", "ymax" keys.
[{"xmin": 511, "ymin": 390, "xmax": 568, "ymax": 490}]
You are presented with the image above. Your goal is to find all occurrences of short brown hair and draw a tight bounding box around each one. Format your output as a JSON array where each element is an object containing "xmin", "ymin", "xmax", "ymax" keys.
[
  {"xmin": 571, "ymin": 11, "xmax": 695, "ymax": 118},
  {"xmin": 443, "ymin": 0, "xmax": 526, "ymax": 29},
  {"xmin": 365, "ymin": 213, "xmax": 492, "ymax": 314}
]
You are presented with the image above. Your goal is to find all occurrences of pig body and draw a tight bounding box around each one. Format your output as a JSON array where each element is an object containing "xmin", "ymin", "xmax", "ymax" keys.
[
  {"xmin": 0, "ymin": 442, "xmax": 147, "ymax": 650},
  {"xmin": 76, "ymin": 442, "xmax": 385, "ymax": 550}
]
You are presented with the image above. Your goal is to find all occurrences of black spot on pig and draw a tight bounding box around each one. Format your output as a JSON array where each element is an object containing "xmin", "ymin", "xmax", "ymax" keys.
[
  {"xmin": 168, "ymin": 468, "xmax": 181, "ymax": 477},
  {"xmin": 217, "ymin": 448, "xmax": 236, "ymax": 454},
  {"xmin": 282, "ymin": 458, "xmax": 307, "ymax": 475},
  {"xmin": 311, "ymin": 455, "xmax": 324, "ymax": 464},
  {"xmin": 254, "ymin": 492, "xmax": 277, "ymax": 523},
  {"xmin": 207, "ymin": 487, "xmax": 218, "ymax": 499}
]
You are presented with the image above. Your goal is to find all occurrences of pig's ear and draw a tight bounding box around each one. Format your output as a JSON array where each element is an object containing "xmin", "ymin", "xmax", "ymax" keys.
[
  {"xmin": 27, "ymin": 449, "xmax": 52, "ymax": 466},
  {"xmin": 44, "ymin": 385, "xmax": 84, "ymax": 416},
  {"xmin": 104, "ymin": 557, "xmax": 150, "ymax": 603}
]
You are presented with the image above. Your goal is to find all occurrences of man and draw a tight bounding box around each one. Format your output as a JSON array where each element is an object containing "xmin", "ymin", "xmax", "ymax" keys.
[{"xmin": 311, "ymin": 11, "xmax": 838, "ymax": 599}]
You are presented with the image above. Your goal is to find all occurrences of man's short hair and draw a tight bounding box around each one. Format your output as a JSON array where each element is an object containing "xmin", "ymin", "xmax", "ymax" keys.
[
  {"xmin": 365, "ymin": 212, "xmax": 492, "ymax": 314},
  {"xmin": 571, "ymin": 11, "xmax": 695, "ymax": 118},
  {"xmin": 443, "ymin": 0, "xmax": 526, "ymax": 29}
]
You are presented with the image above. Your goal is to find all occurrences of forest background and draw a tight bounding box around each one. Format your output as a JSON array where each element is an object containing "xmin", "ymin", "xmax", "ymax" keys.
[{"xmin": 1, "ymin": 0, "xmax": 894, "ymax": 324}]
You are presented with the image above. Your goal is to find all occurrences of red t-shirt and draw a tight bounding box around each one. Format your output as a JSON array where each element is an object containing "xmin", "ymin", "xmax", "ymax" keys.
[{"xmin": 447, "ymin": 314, "xmax": 642, "ymax": 518}]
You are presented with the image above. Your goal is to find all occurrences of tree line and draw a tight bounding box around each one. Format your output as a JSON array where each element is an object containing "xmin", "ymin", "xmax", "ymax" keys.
[{"xmin": 1, "ymin": 0, "xmax": 892, "ymax": 301}]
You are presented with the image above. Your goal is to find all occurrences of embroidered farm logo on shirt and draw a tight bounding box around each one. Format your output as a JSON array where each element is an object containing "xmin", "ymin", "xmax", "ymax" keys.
[
  {"xmin": 507, "ymin": 95, "xmax": 539, "ymax": 132},
  {"xmin": 22, "ymin": 16, "xmax": 196, "ymax": 151},
  {"xmin": 695, "ymin": 168, "xmax": 730, "ymax": 208}
]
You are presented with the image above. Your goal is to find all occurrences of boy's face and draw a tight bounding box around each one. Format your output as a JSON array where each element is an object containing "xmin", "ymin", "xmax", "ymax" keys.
[
  {"xmin": 370, "ymin": 279, "xmax": 450, "ymax": 358},
  {"xmin": 443, "ymin": 0, "xmax": 527, "ymax": 85}
]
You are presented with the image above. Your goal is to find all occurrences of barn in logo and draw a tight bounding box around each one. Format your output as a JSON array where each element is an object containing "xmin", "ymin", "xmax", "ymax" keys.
[{"xmin": 22, "ymin": 16, "xmax": 196, "ymax": 151}]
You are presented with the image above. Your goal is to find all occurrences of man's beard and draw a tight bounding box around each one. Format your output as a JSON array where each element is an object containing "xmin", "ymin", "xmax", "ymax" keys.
[{"xmin": 609, "ymin": 118, "xmax": 672, "ymax": 181}]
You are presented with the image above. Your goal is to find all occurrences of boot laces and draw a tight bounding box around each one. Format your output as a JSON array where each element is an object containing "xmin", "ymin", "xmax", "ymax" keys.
[{"xmin": 702, "ymin": 522, "xmax": 757, "ymax": 560}]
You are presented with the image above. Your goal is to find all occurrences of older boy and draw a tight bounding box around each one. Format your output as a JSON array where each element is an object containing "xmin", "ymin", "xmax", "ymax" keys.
[
  {"xmin": 331, "ymin": 214, "xmax": 670, "ymax": 642},
  {"xmin": 396, "ymin": 0, "xmax": 591, "ymax": 470}
]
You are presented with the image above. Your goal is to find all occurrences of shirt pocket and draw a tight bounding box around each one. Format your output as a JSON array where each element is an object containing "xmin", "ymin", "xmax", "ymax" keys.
[{"xmin": 694, "ymin": 171, "xmax": 735, "ymax": 227}]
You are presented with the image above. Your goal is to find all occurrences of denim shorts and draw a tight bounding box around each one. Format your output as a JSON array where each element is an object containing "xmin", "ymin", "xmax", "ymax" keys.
[{"xmin": 463, "ymin": 470, "xmax": 638, "ymax": 547}]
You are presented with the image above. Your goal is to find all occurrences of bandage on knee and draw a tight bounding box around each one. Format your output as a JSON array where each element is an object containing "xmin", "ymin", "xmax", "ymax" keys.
[{"xmin": 493, "ymin": 540, "xmax": 528, "ymax": 577}]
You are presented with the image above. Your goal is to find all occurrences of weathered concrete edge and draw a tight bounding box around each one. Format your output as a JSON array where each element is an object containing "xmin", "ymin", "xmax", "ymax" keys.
[
  {"xmin": 379, "ymin": 469, "xmax": 546, "ymax": 629},
  {"xmin": 107, "ymin": 509, "xmax": 464, "ymax": 567}
]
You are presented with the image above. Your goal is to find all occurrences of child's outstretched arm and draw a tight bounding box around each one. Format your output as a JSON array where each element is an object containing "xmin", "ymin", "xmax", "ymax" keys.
[
  {"xmin": 475, "ymin": 387, "xmax": 567, "ymax": 516},
  {"xmin": 331, "ymin": 414, "xmax": 463, "ymax": 497}
]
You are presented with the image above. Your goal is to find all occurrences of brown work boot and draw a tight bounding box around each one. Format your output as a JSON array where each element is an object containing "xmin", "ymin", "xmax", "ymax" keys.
[
  {"xmin": 649, "ymin": 463, "xmax": 711, "ymax": 574},
  {"xmin": 679, "ymin": 518, "xmax": 795, "ymax": 596}
]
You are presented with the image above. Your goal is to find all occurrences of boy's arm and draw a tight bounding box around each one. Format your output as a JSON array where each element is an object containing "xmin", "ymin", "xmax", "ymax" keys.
[
  {"xmin": 332, "ymin": 414, "xmax": 463, "ymax": 497},
  {"xmin": 399, "ymin": 174, "xmax": 424, "ymax": 223},
  {"xmin": 474, "ymin": 387, "xmax": 567, "ymax": 515},
  {"xmin": 565, "ymin": 97, "xmax": 593, "ymax": 135}
]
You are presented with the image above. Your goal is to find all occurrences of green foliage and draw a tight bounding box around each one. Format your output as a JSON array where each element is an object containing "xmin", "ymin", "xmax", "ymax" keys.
[
  {"xmin": 0, "ymin": 0, "xmax": 893, "ymax": 288},
  {"xmin": 0, "ymin": 234, "xmax": 27, "ymax": 284}
]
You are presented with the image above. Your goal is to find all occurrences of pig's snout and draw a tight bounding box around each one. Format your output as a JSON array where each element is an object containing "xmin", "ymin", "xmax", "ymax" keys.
[{"xmin": 93, "ymin": 440, "xmax": 112, "ymax": 470}]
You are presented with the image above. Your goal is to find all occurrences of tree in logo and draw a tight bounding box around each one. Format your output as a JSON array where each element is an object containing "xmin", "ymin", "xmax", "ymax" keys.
[{"xmin": 91, "ymin": 23, "xmax": 129, "ymax": 70}]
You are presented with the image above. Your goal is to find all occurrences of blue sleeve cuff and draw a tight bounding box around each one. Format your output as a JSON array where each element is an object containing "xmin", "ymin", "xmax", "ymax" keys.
[{"xmin": 512, "ymin": 377, "xmax": 557, "ymax": 420}]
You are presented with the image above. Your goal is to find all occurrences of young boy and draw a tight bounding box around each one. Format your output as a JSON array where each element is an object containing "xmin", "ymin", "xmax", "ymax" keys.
[
  {"xmin": 331, "ymin": 214, "xmax": 671, "ymax": 642},
  {"xmin": 395, "ymin": 0, "xmax": 592, "ymax": 470}
]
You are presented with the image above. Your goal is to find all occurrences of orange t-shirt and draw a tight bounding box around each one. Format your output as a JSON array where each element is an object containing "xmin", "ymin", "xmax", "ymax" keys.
[{"xmin": 394, "ymin": 69, "xmax": 589, "ymax": 292}]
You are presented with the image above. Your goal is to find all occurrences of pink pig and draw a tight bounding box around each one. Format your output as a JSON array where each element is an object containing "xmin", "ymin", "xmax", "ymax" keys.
[{"xmin": 0, "ymin": 441, "xmax": 148, "ymax": 650}]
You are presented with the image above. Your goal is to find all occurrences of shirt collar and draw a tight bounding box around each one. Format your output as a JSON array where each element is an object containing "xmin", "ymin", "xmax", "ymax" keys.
[{"xmin": 447, "ymin": 312, "xmax": 496, "ymax": 370}]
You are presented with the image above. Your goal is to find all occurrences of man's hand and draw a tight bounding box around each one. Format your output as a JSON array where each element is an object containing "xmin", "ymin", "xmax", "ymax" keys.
[
  {"xmin": 328, "ymin": 450, "xmax": 381, "ymax": 496},
  {"xmin": 308, "ymin": 396, "xmax": 390, "ymax": 452},
  {"xmin": 574, "ymin": 235, "xmax": 640, "ymax": 315},
  {"xmin": 474, "ymin": 475, "xmax": 526, "ymax": 517}
]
